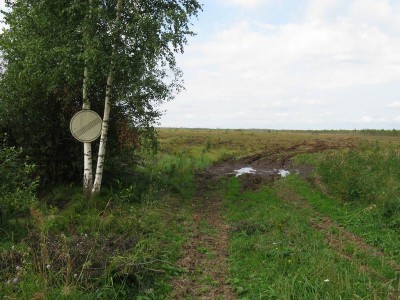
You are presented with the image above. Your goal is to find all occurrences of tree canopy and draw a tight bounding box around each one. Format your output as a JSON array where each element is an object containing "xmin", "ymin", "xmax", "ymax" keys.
[{"xmin": 0, "ymin": 0, "xmax": 201, "ymax": 184}]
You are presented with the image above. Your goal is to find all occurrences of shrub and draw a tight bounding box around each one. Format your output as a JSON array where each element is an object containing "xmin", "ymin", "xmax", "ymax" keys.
[{"xmin": 0, "ymin": 147, "xmax": 38, "ymax": 220}]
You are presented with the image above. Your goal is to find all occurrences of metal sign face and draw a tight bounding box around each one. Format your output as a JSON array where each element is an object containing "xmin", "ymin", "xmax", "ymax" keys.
[{"xmin": 70, "ymin": 110, "xmax": 102, "ymax": 142}]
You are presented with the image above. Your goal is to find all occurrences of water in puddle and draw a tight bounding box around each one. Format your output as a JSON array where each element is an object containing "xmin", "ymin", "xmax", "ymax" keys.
[
  {"xmin": 233, "ymin": 167, "xmax": 290, "ymax": 178},
  {"xmin": 234, "ymin": 167, "xmax": 256, "ymax": 177},
  {"xmin": 276, "ymin": 169, "xmax": 290, "ymax": 177}
]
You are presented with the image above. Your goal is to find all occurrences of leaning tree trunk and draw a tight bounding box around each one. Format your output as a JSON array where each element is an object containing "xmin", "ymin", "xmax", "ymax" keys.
[
  {"xmin": 82, "ymin": 65, "xmax": 93, "ymax": 193},
  {"xmin": 91, "ymin": 66, "xmax": 113, "ymax": 193},
  {"xmin": 92, "ymin": 0, "xmax": 123, "ymax": 194}
]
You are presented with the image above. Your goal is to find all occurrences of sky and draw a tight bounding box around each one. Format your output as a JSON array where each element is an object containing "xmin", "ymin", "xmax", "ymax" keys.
[
  {"xmin": 1, "ymin": 1, "xmax": 400, "ymax": 130},
  {"xmin": 159, "ymin": 0, "xmax": 400, "ymax": 130}
]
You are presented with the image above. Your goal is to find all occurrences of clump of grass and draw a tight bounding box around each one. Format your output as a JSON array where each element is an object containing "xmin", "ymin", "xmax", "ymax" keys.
[
  {"xmin": 0, "ymin": 182, "xmax": 192, "ymax": 299},
  {"xmin": 295, "ymin": 141, "xmax": 400, "ymax": 222}
]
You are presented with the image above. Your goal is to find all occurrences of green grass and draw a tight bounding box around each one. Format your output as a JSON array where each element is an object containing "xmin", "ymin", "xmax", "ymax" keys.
[
  {"xmin": 224, "ymin": 177, "xmax": 398, "ymax": 299},
  {"xmin": 4, "ymin": 129, "xmax": 400, "ymax": 298},
  {"xmin": 284, "ymin": 175, "xmax": 400, "ymax": 262},
  {"xmin": 292, "ymin": 141, "xmax": 400, "ymax": 259},
  {"xmin": 293, "ymin": 142, "xmax": 400, "ymax": 205},
  {"xmin": 0, "ymin": 186, "xmax": 192, "ymax": 299}
]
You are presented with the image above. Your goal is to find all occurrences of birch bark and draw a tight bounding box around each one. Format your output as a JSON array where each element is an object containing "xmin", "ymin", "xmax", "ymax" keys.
[
  {"xmin": 92, "ymin": 0, "xmax": 123, "ymax": 194},
  {"xmin": 82, "ymin": 0, "xmax": 93, "ymax": 194},
  {"xmin": 82, "ymin": 65, "xmax": 93, "ymax": 193}
]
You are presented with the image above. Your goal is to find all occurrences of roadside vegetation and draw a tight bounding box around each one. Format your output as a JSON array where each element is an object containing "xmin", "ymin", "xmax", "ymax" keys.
[{"xmin": 2, "ymin": 129, "xmax": 400, "ymax": 298}]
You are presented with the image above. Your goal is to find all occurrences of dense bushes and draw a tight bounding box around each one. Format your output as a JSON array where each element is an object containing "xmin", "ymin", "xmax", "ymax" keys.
[{"xmin": 0, "ymin": 147, "xmax": 38, "ymax": 220}]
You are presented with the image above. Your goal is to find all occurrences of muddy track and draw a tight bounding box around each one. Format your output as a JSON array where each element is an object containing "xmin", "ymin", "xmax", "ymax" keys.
[
  {"xmin": 245, "ymin": 138, "xmax": 355, "ymax": 165},
  {"xmin": 171, "ymin": 175, "xmax": 235, "ymax": 299},
  {"xmin": 207, "ymin": 138, "xmax": 357, "ymax": 181},
  {"xmin": 171, "ymin": 137, "xmax": 358, "ymax": 298}
]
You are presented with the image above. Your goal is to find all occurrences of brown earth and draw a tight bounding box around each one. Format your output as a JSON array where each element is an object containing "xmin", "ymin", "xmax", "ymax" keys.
[
  {"xmin": 171, "ymin": 174, "xmax": 235, "ymax": 299},
  {"xmin": 207, "ymin": 137, "xmax": 356, "ymax": 182},
  {"xmin": 171, "ymin": 137, "xmax": 358, "ymax": 299}
]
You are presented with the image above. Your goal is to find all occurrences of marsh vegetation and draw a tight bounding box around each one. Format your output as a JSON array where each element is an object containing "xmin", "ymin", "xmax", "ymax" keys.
[{"xmin": 2, "ymin": 129, "xmax": 400, "ymax": 299}]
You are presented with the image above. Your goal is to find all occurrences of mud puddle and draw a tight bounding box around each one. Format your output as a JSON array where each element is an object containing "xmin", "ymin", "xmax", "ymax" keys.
[
  {"xmin": 233, "ymin": 167, "xmax": 291, "ymax": 178},
  {"xmin": 208, "ymin": 138, "xmax": 356, "ymax": 181}
]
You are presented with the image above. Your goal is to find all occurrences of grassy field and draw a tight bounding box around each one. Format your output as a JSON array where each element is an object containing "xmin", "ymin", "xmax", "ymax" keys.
[{"xmin": 2, "ymin": 128, "xmax": 400, "ymax": 299}]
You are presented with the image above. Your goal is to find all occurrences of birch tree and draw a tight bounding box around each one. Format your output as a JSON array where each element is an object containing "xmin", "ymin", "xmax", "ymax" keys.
[
  {"xmin": 0, "ymin": 0, "xmax": 202, "ymax": 191},
  {"xmin": 92, "ymin": 0, "xmax": 123, "ymax": 194},
  {"xmin": 89, "ymin": 0, "xmax": 202, "ymax": 194},
  {"xmin": 82, "ymin": 68, "xmax": 94, "ymax": 193},
  {"xmin": 82, "ymin": 0, "xmax": 95, "ymax": 193}
]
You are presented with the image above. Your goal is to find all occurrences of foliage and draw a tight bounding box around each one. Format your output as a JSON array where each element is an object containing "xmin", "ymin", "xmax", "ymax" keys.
[
  {"xmin": 0, "ymin": 147, "xmax": 37, "ymax": 220},
  {"xmin": 0, "ymin": 0, "xmax": 201, "ymax": 185}
]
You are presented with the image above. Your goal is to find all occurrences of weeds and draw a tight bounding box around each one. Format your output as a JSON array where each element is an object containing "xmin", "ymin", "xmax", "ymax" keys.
[
  {"xmin": 295, "ymin": 142, "xmax": 400, "ymax": 205},
  {"xmin": 3, "ymin": 129, "xmax": 400, "ymax": 298},
  {"xmin": 0, "ymin": 175, "xmax": 191, "ymax": 299},
  {"xmin": 0, "ymin": 147, "xmax": 38, "ymax": 222},
  {"xmin": 224, "ymin": 177, "xmax": 398, "ymax": 298}
]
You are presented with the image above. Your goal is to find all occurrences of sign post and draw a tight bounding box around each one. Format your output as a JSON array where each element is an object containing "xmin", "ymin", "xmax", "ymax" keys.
[{"xmin": 70, "ymin": 110, "xmax": 102, "ymax": 142}]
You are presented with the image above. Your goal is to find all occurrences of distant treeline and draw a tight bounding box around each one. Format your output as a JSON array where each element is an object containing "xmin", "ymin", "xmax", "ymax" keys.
[
  {"xmin": 157, "ymin": 127, "xmax": 400, "ymax": 136},
  {"xmin": 310, "ymin": 129, "xmax": 400, "ymax": 136}
]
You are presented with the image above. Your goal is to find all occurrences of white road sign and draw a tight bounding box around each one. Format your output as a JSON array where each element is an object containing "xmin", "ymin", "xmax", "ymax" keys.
[{"xmin": 70, "ymin": 110, "xmax": 102, "ymax": 142}]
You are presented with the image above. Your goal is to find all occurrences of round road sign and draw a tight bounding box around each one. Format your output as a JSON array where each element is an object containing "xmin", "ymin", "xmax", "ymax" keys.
[{"xmin": 70, "ymin": 110, "xmax": 102, "ymax": 142}]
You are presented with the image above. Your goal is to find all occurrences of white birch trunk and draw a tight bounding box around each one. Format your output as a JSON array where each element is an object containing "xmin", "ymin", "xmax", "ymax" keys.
[
  {"xmin": 91, "ymin": 70, "xmax": 113, "ymax": 193},
  {"xmin": 91, "ymin": 0, "xmax": 123, "ymax": 194},
  {"xmin": 82, "ymin": 65, "xmax": 93, "ymax": 193},
  {"xmin": 82, "ymin": 0, "xmax": 94, "ymax": 194}
]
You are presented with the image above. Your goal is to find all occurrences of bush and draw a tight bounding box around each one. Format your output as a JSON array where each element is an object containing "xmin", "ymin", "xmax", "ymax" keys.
[{"xmin": 0, "ymin": 147, "xmax": 38, "ymax": 220}]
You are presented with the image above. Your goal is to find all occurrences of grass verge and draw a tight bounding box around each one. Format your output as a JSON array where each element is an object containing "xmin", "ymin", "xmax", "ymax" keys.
[{"xmin": 224, "ymin": 176, "xmax": 399, "ymax": 299}]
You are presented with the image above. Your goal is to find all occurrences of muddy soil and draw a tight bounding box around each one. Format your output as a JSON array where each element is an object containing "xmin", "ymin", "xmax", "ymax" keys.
[
  {"xmin": 171, "ymin": 137, "xmax": 357, "ymax": 298},
  {"xmin": 171, "ymin": 174, "xmax": 235, "ymax": 299},
  {"xmin": 207, "ymin": 138, "xmax": 355, "ymax": 192},
  {"xmin": 207, "ymin": 138, "xmax": 355, "ymax": 180}
]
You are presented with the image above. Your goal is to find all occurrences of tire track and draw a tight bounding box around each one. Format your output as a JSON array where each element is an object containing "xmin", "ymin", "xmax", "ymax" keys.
[{"xmin": 171, "ymin": 175, "xmax": 235, "ymax": 299}]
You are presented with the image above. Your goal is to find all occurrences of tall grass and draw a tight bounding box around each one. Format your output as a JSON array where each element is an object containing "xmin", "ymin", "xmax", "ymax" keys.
[
  {"xmin": 293, "ymin": 141, "xmax": 400, "ymax": 254},
  {"xmin": 295, "ymin": 142, "xmax": 400, "ymax": 205}
]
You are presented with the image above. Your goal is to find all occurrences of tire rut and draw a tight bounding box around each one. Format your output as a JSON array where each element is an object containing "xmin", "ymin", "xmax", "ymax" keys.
[
  {"xmin": 171, "ymin": 175, "xmax": 235, "ymax": 299},
  {"xmin": 275, "ymin": 183, "xmax": 400, "ymax": 283}
]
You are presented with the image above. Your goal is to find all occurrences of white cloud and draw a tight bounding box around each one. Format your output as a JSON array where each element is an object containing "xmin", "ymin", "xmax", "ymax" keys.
[
  {"xmin": 0, "ymin": 2, "xmax": 9, "ymax": 32},
  {"xmin": 360, "ymin": 116, "xmax": 389, "ymax": 123},
  {"xmin": 180, "ymin": 19, "xmax": 400, "ymax": 99},
  {"xmin": 161, "ymin": 0, "xmax": 400, "ymax": 129},
  {"xmin": 350, "ymin": 0, "xmax": 392, "ymax": 22},
  {"xmin": 219, "ymin": 0, "xmax": 263, "ymax": 9},
  {"xmin": 388, "ymin": 101, "xmax": 400, "ymax": 108},
  {"xmin": 306, "ymin": 0, "xmax": 347, "ymax": 23}
]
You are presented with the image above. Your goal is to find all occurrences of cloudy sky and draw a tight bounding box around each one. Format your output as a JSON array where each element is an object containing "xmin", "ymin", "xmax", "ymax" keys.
[
  {"xmin": 0, "ymin": 2, "xmax": 5, "ymax": 29},
  {"xmin": 1, "ymin": 1, "xmax": 400, "ymax": 130},
  {"xmin": 160, "ymin": 0, "xmax": 400, "ymax": 129}
]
